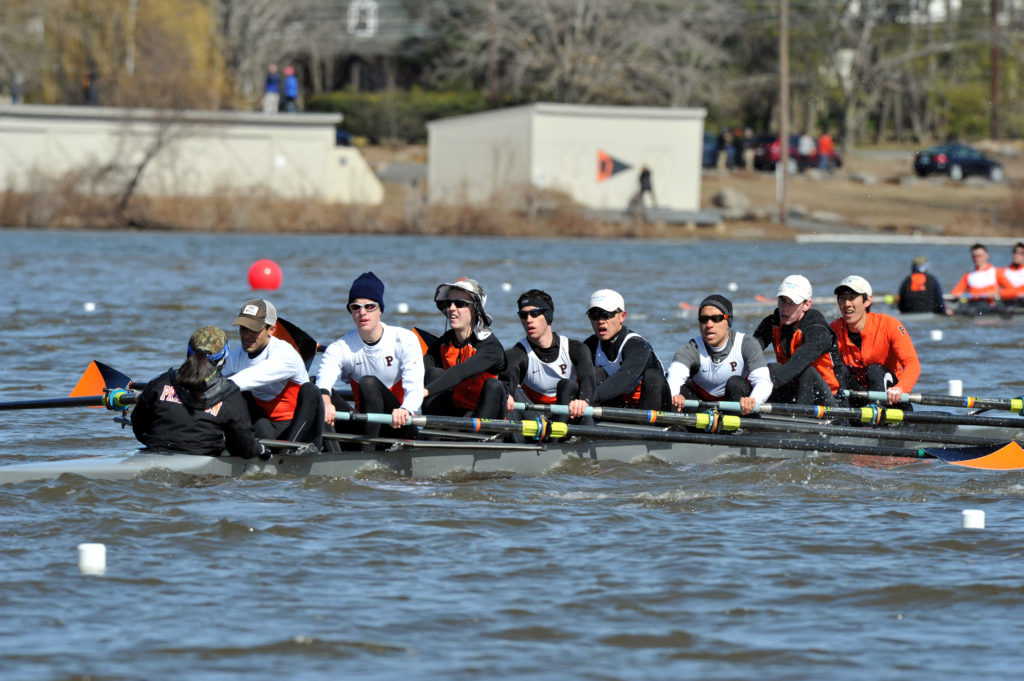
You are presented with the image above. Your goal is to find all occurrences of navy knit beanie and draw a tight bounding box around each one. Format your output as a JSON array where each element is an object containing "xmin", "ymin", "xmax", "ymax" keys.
[{"xmin": 349, "ymin": 271, "xmax": 385, "ymax": 311}]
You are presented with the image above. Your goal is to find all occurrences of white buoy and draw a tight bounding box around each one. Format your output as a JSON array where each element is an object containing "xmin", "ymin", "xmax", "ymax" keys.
[
  {"xmin": 930, "ymin": 329, "xmax": 943, "ymax": 342},
  {"xmin": 78, "ymin": 543, "xmax": 106, "ymax": 575},
  {"xmin": 727, "ymin": 282, "xmax": 739, "ymax": 292},
  {"xmin": 396, "ymin": 302, "xmax": 410, "ymax": 314},
  {"xmin": 501, "ymin": 282, "xmax": 512, "ymax": 292},
  {"xmin": 948, "ymin": 379, "xmax": 963, "ymax": 397},
  {"xmin": 83, "ymin": 302, "xmax": 96, "ymax": 312},
  {"xmin": 961, "ymin": 509, "xmax": 985, "ymax": 529}
]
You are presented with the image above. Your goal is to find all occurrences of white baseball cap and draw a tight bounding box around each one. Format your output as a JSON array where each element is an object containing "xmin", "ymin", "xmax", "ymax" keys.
[
  {"xmin": 776, "ymin": 275, "xmax": 812, "ymax": 304},
  {"xmin": 588, "ymin": 289, "xmax": 625, "ymax": 313},
  {"xmin": 834, "ymin": 275, "xmax": 873, "ymax": 297}
]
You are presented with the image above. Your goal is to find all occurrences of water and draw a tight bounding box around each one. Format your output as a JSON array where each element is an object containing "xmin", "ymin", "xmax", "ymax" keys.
[{"xmin": 2, "ymin": 229, "xmax": 1023, "ymax": 680}]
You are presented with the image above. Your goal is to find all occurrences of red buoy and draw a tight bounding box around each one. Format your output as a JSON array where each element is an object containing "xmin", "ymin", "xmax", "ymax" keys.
[{"xmin": 248, "ymin": 259, "xmax": 283, "ymax": 290}]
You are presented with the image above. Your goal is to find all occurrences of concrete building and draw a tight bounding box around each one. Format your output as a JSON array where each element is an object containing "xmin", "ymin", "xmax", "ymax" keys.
[
  {"xmin": 0, "ymin": 105, "xmax": 383, "ymax": 204},
  {"xmin": 427, "ymin": 103, "xmax": 707, "ymax": 212}
]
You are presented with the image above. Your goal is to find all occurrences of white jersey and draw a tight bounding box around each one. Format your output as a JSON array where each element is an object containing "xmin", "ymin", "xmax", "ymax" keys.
[
  {"xmin": 316, "ymin": 323, "xmax": 425, "ymax": 414},
  {"xmin": 694, "ymin": 332, "xmax": 749, "ymax": 397},
  {"xmin": 222, "ymin": 335, "xmax": 308, "ymax": 403},
  {"xmin": 518, "ymin": 335, "xmax": 576, "ymax": 400},
  {"xmin": 667, "ymin": 332, "xmax": 772, "ymax": 405},
  {"xmin": 594, "ymin": 331, "xmax": 644, "ymax": 392}
]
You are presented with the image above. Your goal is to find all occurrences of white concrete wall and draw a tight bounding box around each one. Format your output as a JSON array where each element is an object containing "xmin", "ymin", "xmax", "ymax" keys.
[
  {"xmin": 427, "ymin": 103, "xmax": 706, "ymax": 211},
  {"xmin": 0, "ymin": 105, "xmax": 383, "ymax": 205},
  {"xmin": 427, "ymin": 106, "xmax": 532, "ymax": 205}
]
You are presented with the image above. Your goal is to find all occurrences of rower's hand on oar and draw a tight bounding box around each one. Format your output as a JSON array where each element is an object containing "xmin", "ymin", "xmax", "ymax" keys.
[
  {"xmin": 739, "ymin": 396, "xmax": 756, "ymax": 415},
  {"xmin": 671, "ymin": 394, "xmax": 687, "ymax": 412},
  {"xmin": 392, "ymin": 407, "xmax": 411, "ymax": 428},
  {"xmin": 322, "ymin": 394, "xmax": 336, "ymax": 424},
  {"xmin": 886, "ymin": 386, "xmax": 904, "ymax": 405},
  {"xmin": 506, "ymin": 394, "xmax": 516, "ymax": 413},
  {"xmin": 568, "ymin": 399, "xmax": 589, "ymax": 419}
]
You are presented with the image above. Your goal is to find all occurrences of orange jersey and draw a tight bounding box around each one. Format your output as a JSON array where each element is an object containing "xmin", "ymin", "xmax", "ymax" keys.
[
  {"xmin": 831, "ymin": 313, "xmax": 920, "ymax": 392},
  {"xmin": 951, "ymin": 263, "xmax": 1012, "ymax": 300},
  {"xmin": 254, "ymin": 381, "xmax": 301, "ymax": 422},
  {"xmin": 770, "ymin": 324, "xmax": 840, "ymax": 393},
  {"xmin": 440, "ymin": 341, "xmax": 497, "ymax": 411},
  {"xmin": 1001, "ymin": 264, "xmax": 1024, "ymax": 300}
]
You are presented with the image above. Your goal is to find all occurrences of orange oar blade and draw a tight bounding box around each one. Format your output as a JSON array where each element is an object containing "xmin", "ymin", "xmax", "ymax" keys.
[
  {"xmin": 69, "ymin": 361, "xmax": 133, "ymax": 397},
  {"xmin": 926, "ymin": 441, "xmax": 1024, "ymax": 470}
]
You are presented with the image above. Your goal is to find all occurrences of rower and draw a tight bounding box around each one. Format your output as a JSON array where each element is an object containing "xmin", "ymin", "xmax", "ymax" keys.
[
  {"xmin": 317, "ymin": 272, "xmax": 425, "ymax": 445},
  {"xmin": 752, "ymin": 274, "xmax": 841, "ymax": 406},
  {"xmin": 131, "ymin": 326, "xmax": 265, "ymax": 459},
  {"xmin": 221, "ymin": 298, "xmax": 323, "ymax": 447},
  {"xmin": 504, "ymin": 289, "xmax": 597, "ymax": 422},
  {"xmin": 896, "ymin": 255, "xmax": 947, "ymax": 315},
  {"xmin": 667, "ymin": 294, "xmax": 772, "ymax": 415},
  {"xmin": 422, "ymin": 277, "xmax": 508, "ymax": 419},
  {"xmin": 950, "ymin": 243, "xmax": 1011, "ymax": 315},
  {"xmin": 582, "ymin": 289, "xmax": 670, "ymax": 410},
  {"xmin": 999, "ymin": 242, "xmax": 1024, "ymax": 307},
  {"xmin": 831, "ymin": 275, "xmax": 920, "ymax": 406}
]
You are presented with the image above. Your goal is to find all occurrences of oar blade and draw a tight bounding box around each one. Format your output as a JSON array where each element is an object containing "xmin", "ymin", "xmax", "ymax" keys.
[
  {"xmin": 69, "ymin": 361, "xmax": 133, "ymax": 397},
  {"xmin": 275, "ymin": 318, "xmax": 321, "ymax": 369},
  {"xmin": 925, "ymin": 441, "xmax": 1024, "ymax": 470}
]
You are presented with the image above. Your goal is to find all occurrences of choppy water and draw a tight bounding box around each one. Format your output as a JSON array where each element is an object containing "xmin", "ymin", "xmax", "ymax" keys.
[{"xmin": 2, "ymin": 229, "xmax": 1024, "ymax": 680}]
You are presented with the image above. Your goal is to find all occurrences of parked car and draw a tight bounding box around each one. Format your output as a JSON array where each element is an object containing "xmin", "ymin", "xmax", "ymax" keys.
[
  {"xmin": 912, "ymin": 143, "xmax": 1004, "ymax": 181},
  {"xmin": 751, "ymin": 134, "xmax": 842, "ymax": 173}
]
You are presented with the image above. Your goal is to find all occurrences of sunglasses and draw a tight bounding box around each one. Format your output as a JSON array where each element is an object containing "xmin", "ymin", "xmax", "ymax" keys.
[
  {"xmin": 518, "ymin": 309, "xmax": 546, "ymax": 320},
  {"xmin": 436, "ymin": 299, "xmax": 473, "ymax": 312},
  {"xmin": 587, "ymin": 309, "xmax": 618, "ymax": 321},
  {"xmin": 698, "ymin": 314, "xmax": 728, "ymax": 324},
  {"xmin": 348, "ymin": 302, "xmax": 379, "ymax": 312}
]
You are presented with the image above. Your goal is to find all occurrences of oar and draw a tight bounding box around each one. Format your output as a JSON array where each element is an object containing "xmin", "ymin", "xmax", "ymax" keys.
[
  {"xmin": 843, "ymin": 389, "xmax": 1024, "ymax": 414},
  {"xmin": 334, "ymin": 412, "xmax": 1024, "ymax": 470},
  {"xmin": 703, "ymin": 400, "xmax": 1024, "ymax": 430},
  {"xmin": 510, "ymin": 402, "xmax": 1012, "ymax": 448}
]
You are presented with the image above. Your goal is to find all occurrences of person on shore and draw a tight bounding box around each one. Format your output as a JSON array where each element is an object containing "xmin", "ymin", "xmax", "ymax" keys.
[
  {"xmin": 317, "ymin": 272, "xmax": 425, "ymax": 444},
  {"xmin": 999, "ymin": 242, "xmax": 1024, "ymax": 306},
  {"xmin": 831, "ymin": 276, "xmax": 920, "ymax": 406},
  {"xmin": 897, "ymin": 255, "xmax": 947, "ymax": 315},
  {"xmin": 131, "ymin": 326, "xmax": 264, "ymax": 459},
  {"xmin": 504, "ymin": 289, "xmax": 597, "ymax": 422},
  {"xmin": 262, "ymin": 63, "xmax": 280, "ymax": 113},
  {"xmin": 753, "ymin": 275, "xmax": 841, "ymax": 406},
  {"xmin": 667, "ymin": 294, "xmax": 772, "ymax": 415},
  {"xmin": 422, "ymin": 277, "xmax": 508, "ymax": 419},
  {"xmin": 222, "ymin": 299, "xmax": 323, "ymax": 447},
  {"xmin": 583, "ymin": 289, "xmax": 669, "ymax": 410},
  {"xmin": 950, "ymin": 243, "xmax": 1011, "ymax": 315},
  {"xmin": 282, "ymin": 66, "xmax": 299, "ymax": 112},
  {"xmin": 817, "ymin": 130, "xmax": 835, "ymax": 171}
]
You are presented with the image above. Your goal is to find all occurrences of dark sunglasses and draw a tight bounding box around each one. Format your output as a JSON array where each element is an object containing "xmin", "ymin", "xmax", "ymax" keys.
[
  {"xmin": 518, "ymin": 309, "xmax": 546, "ymax": 320},
  {"xmin": 698, "ymin": 314, "xmax": 727, "ymax": 324},
  {"xmin": 587, "ymin": 309, "xmax": 618, "ymax": 321},
  {"xmin": 348, "ymin": 302, "xmax": 379, "ymax": 312},
  {"xmin": 436, "ymin": 299, "xmax": 473, "ymax": 312}
]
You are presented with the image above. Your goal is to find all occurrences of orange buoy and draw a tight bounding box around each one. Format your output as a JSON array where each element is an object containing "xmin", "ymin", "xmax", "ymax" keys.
[{"xmin": 248, "ymin": 259, "xmax": 283, "ymax": 290}]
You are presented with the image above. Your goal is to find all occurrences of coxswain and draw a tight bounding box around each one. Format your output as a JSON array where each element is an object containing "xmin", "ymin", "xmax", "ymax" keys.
[
  {"xmin": 999, "ymin": 242, "xmax": 1024, "ymax": 306},
  {"xmin": 131, "ymin": 326, "xmax": 264, "ymax": 458},
  {"xmin": 950, "ymin": 243, "xmax": 1011, "ymax": 315},
  {"xmin": 423, "ymin": 277, "xmax": 508, "ymax": 419},
  {"xmin": 582, "ymin": 289, "xmax": 669, "ymax": 410},
  {"xmin": 667, "ymin": 294, "xmax": 772, "ymax": 415},
  {"xmin": 221, "ymin": 299, "xmax": 323, "ymax": 447},
  {"xmin": 504, "ymin": 289, "xmax": 597, "ymax": 422},
  {"xmin": 753, "ymin": 274, "xmax": 841, "ymax": 406},
  {"xmin": 831, "ymin": 276, "xmax": 920, "ymax": 406},
  {"xmin": 317, "ymin": 272, "xmax": 425, "ymax": 443},
  {"xmin": 896, "ymin": 255, "xmax": 947, "ymax": 315}
]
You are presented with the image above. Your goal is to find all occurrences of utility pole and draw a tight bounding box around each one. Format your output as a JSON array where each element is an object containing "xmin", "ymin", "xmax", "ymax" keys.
[
  {"xmin": 991, "ymin": 0, "xmax": 1000, "ymax": 139},
  {"xmin": 778, "ymin": 0, "xmax": 789, "ymax": 225}
]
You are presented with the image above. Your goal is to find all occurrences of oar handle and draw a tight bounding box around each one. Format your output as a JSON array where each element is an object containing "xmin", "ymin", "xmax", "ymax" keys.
[
  {"xmin": 845, "ymin": 389, "xmax": 1023, "ymax": 413},
  {"xmin": 510, "ymin": 401, "xmax": 741, "ymax": 433}
]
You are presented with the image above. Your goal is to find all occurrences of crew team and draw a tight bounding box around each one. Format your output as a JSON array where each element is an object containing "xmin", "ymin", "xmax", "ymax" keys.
[{"xmin": 133, "ymin": 265, "xmax": 929, "ymax": 456}]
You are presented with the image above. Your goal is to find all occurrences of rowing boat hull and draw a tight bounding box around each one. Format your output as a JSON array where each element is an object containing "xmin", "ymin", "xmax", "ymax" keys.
[
  {"xmin": 2, "ymin": 423, "xmax": 1018, "ymax": 484},
  {"xmin": 0, "ymin": 437, "xmax": 837, "ymax": 484}
]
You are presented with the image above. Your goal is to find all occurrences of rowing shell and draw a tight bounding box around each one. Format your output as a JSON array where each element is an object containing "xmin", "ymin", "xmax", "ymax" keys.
[{"xmin": 3, "ymin": 423, "xmax": 1019, "ymax": 484}]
